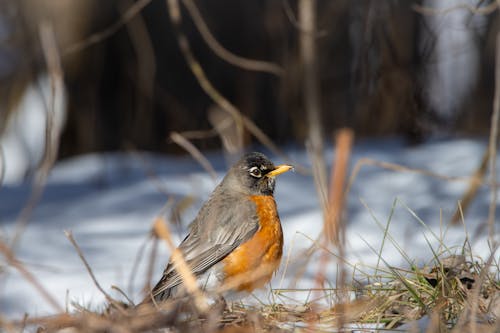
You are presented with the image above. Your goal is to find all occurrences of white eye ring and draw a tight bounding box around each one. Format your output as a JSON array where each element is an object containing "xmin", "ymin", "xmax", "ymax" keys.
[{"xmin": 249, "ymin": 166, "xmax": 262, "ymax": 178}]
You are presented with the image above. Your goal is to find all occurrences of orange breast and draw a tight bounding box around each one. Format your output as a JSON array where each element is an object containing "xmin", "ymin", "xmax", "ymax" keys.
[{"xmin": 221, "ymin": 195, "xmax": 284, "ymax": 292}]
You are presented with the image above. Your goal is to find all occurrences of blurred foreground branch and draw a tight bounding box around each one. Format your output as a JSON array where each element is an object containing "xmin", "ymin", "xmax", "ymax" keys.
[
  {"xmin": 487, "ymin": 32, "xmax": 500, "ymax": 243},
  {"xmin": 11, "ymin": 22, "xmax": 64, "ymax": 247},
  {"xmin": 152, "ymin": 218, "xmax": 209, "ymax": 313},
  {"xmin": 325, "ymin": 129, "xmax": 353, "ymax": 244}
]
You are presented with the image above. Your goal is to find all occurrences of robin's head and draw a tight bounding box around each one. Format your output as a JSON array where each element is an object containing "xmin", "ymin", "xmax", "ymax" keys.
[{"xmin": 225, "ymin": 152, "xmax": 293, "ymax": 196}]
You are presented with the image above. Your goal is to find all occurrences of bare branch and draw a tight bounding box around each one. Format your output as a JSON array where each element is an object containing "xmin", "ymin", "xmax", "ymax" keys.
[
  {"xmin": 11, "ymin": 22, "xmax": 64, "ymax": 247},
  {"xmin": 63, "ymin": 0, "xmax": 152, "ymax": 55},
  {"xmin": 181, "ymin": 0, "xmax": 284, "ymax": 76},
  {"xmin": 166, "ymin": 0, "xmax": 307, "ymax": 173}
]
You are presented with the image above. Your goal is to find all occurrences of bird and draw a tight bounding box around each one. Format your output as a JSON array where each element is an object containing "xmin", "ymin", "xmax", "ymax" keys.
[{"xmin": 144, "ymin": 152, "xmax": 292, "ymax": 303}]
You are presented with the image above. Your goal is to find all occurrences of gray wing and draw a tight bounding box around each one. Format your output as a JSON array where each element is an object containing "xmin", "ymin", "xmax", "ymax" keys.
[{"xmin": 151, "ymin": 192, "xmax": 258, "ymax": 299}]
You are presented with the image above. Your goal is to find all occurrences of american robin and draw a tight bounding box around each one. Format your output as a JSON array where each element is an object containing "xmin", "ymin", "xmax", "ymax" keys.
[{"xmin": 145, "ymin": 152, "xmax": 292, "ymax": 303}]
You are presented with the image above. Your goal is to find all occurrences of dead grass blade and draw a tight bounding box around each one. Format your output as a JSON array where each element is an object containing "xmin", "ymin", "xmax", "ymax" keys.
[{"xmin": 152, "ymin": 217, "xmax": 209, "ymax": 313}]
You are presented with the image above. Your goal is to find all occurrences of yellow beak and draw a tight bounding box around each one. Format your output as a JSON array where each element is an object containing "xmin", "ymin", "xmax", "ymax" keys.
[{"xmin": 266, "ymin": 164, "xmax": 293, "ymax": 177}]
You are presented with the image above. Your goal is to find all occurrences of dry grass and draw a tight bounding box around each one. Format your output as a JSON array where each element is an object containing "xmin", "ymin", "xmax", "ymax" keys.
[{"xmin": 1, "ymin": 210, "xmax": 497, "ymax": 333}]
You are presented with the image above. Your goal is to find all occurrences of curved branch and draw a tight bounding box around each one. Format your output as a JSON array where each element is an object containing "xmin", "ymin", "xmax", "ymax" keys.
[
  {"xmin": 166, "ymin": 0, "xmax": 307, "ymax": 173},
  {"xmin": 181, "ymin": 0, "xmax": 284, "ymax": 77},
  {"xmin": 63, "ymin": 0, "xmax": 153, "ymax": 55}
]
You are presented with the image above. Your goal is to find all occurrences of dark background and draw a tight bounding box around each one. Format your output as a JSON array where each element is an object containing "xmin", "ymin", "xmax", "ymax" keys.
[{"xmin": 0, "ymin": 0, "xmax": 497, "ymax": 159}]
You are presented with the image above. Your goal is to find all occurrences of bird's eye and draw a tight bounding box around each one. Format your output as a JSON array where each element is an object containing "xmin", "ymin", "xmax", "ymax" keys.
[{"xmin": 249, "ymin": 166, "xmax": 262, "ymax": 178}]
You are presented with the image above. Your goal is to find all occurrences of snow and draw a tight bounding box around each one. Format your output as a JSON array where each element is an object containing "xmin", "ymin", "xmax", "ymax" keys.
[
  {"xmin": 0, "ymin": 138, "xmax": 498, "ymax": 318},
  {"xmin": 0, "ymin": 73, "xmax": 67, "ymax": 185}
]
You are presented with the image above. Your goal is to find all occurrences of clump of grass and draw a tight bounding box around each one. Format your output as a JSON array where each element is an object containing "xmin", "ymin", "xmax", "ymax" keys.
[
  {"xmin": 2, "ymin": 200, "xmax": 498, "ymax": 332},
  {"xmin": 352, "ymin": 251, "xmax": 498, "ymax": 330},
  {"xmin": 347, "ymin": 199, "xmax": 500, "ymax": 331}
]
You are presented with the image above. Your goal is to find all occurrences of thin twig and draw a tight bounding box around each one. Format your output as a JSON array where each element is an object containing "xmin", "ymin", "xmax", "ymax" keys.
[
  {"xmin": 0, "ymin": 241, "xmax": 63, "ymax": 312},
  {"xmin": 169, "ymin": 131, "xmax": 218, "ymax": 181},
  {"xmin": 63, "ymin": 0, "xmax": 153, "ymax": 55},
  {"xmin": 64, "ymin": 231, "xmax": 127, "ymax": 315},
  {"xmin": 487, "ymin": 32, "xmax": 500, "ymax": 244},
  {"xmin": 181, "ymin": 0, "xmax": 284, "ymax": 76}
]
